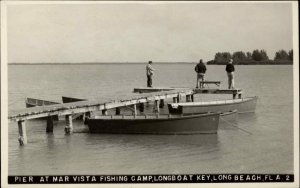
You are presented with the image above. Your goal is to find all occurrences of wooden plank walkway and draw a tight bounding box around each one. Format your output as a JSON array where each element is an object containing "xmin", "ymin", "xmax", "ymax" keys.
[
  {"xmin": 194, "ymin": 88, "xmax": 242, "ymax": 94},
  {"xmin": 133, "ymin": 87, "xmax": 190, "ymax": 93},
  {"xmin": 8, "ymin": 89, "xmax": 193, "ymax": 122}
]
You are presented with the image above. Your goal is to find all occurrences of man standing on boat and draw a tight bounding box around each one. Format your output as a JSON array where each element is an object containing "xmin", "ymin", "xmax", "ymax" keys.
[
  {"xmin": 146, "ymin": 61, "xmax": 155, "ymax": 87},
  {"xmin": 226, "ymin": 59, "xmax": 235, "ymax": 89},
  {"xmin": 195, "ymin": 59, "xmax": 207, "ymax": 88}
]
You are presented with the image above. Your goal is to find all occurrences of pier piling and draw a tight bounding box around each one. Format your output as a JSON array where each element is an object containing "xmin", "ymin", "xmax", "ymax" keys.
[
  {"xmin": 133, "ymin": 104, "xmax": 137, "ymax": 115},
  {"xmin": 139, "ymin": 103, "xmax": 144, "ymax": 113},
  {"xmin": 46, "ymin": 116, "xmax": 54, "ymax": 132},
  {"xmin": 154, "ymin": 100, "xmax": 160, "ymax": 113},
  {"xmin": 83, "ymin": 112, "xmax": 91, "ymax": 125},
  {"xmin": 18, "ymin": 120, "xmax": 27, "ymax": 145},
  {"xmin": 102, "ymin": 109, "xmax": 108, "ymax": 115},
  {"xmin": 115, "ymin": 107, "xmax": 121, "ymax": 115},
  {"xmin": 159, "ymin": 99, "xmax": 164, "ymax": 108},
  {"xmin": 64, "ymin": 115, "xmax": 73, "ymax": 134}
]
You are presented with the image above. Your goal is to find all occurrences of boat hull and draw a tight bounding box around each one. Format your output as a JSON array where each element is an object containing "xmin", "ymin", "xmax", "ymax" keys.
[
  {"xmin": 87, "ymin": 113, "xmax": 220, "ymax": 134},
  {"xmin": 168, "ymin": 96, "xmax": 257, "ymax": 114},
  {"xmin": 220, "ymin": 110, "xmax": 238, "ymax": 122}
]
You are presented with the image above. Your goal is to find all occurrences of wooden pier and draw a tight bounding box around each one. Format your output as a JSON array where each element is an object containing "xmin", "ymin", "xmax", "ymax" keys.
[
  {"xmin": 9, "ymin": 86, "xmax": 243, "ymax": 145},
  {"xmin": 8, "ymin": 89, "xmax": 194, "ymax": 145}
]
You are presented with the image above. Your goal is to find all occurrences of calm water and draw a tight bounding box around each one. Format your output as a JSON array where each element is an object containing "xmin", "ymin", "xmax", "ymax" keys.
[{"xmin": 7, "ymin": 64, "xmax": 294, "ymax": 175}]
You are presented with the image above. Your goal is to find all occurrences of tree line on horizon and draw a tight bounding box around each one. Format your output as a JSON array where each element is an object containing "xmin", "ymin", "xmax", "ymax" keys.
[{"xmin": 207, "ymin": 49, "xmax": 293, "ymax": 65}]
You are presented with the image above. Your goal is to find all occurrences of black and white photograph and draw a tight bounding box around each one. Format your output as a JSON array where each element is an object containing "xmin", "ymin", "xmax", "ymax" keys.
[{"xmin": 1, "ymin": 1, "xmax": 299, "ymax": 187}]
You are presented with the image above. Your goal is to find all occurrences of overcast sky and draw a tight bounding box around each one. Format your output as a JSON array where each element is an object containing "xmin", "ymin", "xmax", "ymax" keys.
[{"xmin": 6, "ymin": 2, "xmax": 294, "ymax": 63}]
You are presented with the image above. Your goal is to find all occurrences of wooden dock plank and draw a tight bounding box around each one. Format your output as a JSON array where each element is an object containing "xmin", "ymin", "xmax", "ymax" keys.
[
  {"xmin": 133, "ymin": 87, "xmax": 190, "ymax": 93},
  {"xmin": 194, "ymin": 88, "xmax": 242, "ymax": 94}
]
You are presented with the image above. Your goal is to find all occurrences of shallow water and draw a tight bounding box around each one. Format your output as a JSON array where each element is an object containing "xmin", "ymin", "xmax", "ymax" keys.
[{"xmin": 7, "ymin": 64, "xmax": 294, "ymax": 174}]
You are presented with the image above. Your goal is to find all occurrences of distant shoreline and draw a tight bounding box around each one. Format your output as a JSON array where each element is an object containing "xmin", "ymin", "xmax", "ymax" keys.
[{"xmin": 8, "ymin": 62, "xmax": 293, "ymax": 65}]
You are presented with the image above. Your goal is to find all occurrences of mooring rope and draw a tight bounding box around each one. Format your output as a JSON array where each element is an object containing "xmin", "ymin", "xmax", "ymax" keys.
[{"xmin": 220, "ymin": 116, "xmax": 253, "ymax": 135}]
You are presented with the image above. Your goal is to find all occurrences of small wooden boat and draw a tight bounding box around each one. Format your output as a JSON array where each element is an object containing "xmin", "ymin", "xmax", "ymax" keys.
[
  {"xmin": 168, "ymin": 96, "xmax": 257, "ymax": 114},
  {"xmin": 62, "ymin": 96, "xmax": 86, "ymax": 103},
  {"xmin": 86, "ymin": 112, "xmax": 220, "ymax": 134},
  {"xmin": 25, "ymin": 98, "xmax": 60, "ymax": 120},
  {"xmin": 25, "ymin": 98, "xmax": 60, "ymax": 108}
]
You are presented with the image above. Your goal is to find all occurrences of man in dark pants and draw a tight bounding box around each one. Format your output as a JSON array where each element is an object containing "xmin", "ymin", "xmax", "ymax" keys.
[
  {"xmin": 195, "ymin": 59, "xmax": 207, "ymax": 88},
  {"xmin": 146, "ymin": 61, "xmax": 155, "ymax": 87},
  {"xmin": 226, "ymin": 59, "xmax": 235, "ymax": 89}
]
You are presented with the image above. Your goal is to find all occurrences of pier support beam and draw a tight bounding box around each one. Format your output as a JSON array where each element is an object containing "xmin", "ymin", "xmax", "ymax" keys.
[
  {"xmin": 139, "ymin": 103, "xmax": 144, "ymax": 113},
  {"xmin": 83, "ymin": 112, "xmax": 91, "ymax": 125},
  {"xmin": 159, "ymin": 99, "xmax": 164, "ymax": 108},
  {"xmin": 46, "ymin": 116, "xmax": 54, "ymax": 133},
  {"xmin": 65, "ymin": 115, "xmax": 73, "ymax": 134},
  {"xmin": 133, "ymin": 104, "xmax": 137, "ymax": 115},
  {"xmin": 153, "ymin": 100, "xmax": 160, "ymax": 113},
  {"xmin": 18, "ymin": 120, "xmax": 27, "ymax": 145},
  {"xmin": 115, "ymin": 107, "xmax": 121, "ymax": 115},
  {"xmin": 102, "ymin": 109, "xmax": 108, "ymax": 115}
]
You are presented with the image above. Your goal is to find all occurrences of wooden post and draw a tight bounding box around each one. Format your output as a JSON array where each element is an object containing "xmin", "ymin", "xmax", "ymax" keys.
[
  {"xmin": 83, "ymin": 112, "xmax": 91, "ymax": 125},
  {"xmin": 153, "ymin": 100, "xmax": 160, "ymax": 113},
  {"xmin": 102, "ymin": 109, "xmax": 108, "ymax": 115},
  {"xmin": 191, "ymin": 94, "xmax": 194, "ymax": 102},
  {"xmin": 18, "ymin": 120, "xmax": 27, "ymax": 145},
  {"xmin": 46, "ymin": 116, "xmax": 54, "ymax": 133},
  {"xmin": 115, "ymin": 107, "xmax": 121, "ymax": 115},
  {"xmin": 133, "ymin": 104, "xmax": 137, "ymax": 115},
  {"xmin": 65, "ymin": 115, "xmax": 73, "ymax": 134},
  {"xmin": 177, "ymin": 94, "xmax": 180, "ymax": 103},
  {"xmin": 159, "ymin": 99, "xmax": 164, "ymax": 108},
  {"xmin": 139, "ymin": 103, "xmax": 144, "ymax": 113}
]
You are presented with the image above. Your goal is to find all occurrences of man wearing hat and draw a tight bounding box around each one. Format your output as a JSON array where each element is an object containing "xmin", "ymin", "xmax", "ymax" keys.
[
  {"xmin": 146, "ymin": 61, "xmax": 155, "ymax": 87},
  {"xmin": 226, "ymin": 59, "xmax": 235, "ymax": 89}
]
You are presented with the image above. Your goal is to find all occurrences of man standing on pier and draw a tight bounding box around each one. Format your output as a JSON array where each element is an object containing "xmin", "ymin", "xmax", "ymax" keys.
[
  {"xmin": 146, "ymin": 61, "xmax": 155, "ymax": 87},
  {"xmin": 226, "ymin": 59, "xmax": 235, "ymax": 89},
  {"xmin": 195, "ymin": 59, "xmax": 207, "ymax": 88}
]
